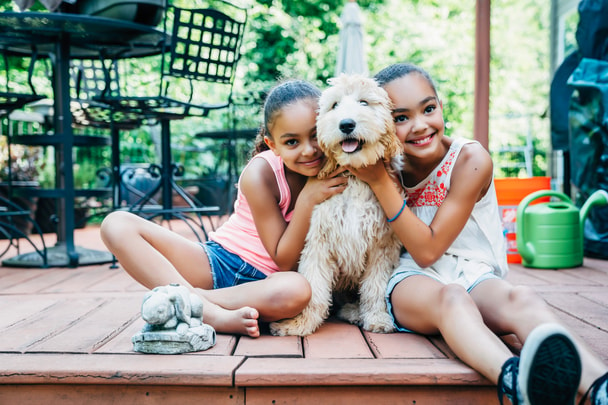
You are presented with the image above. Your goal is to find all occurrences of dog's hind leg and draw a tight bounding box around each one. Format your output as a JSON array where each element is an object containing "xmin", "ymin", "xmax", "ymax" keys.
[
  {"xmin": 269, "ymin": 253, "xmax": 334, "ymax": 336},
  {"xmin": 268, "ymin": 284, "xmax": 332, "ymax": 336},
  {"xmin": 358, "ymin": 249, "xmax": 398, "ymax": 333}
]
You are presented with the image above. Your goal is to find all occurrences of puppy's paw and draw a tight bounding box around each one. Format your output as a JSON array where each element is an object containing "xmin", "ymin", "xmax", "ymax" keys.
[
  {"xmin": 269, "ymin": 315, "xmax": 318, "ymax": 337},
  {"xmin": 336, "ymin": 302, "xmax": 361, "ymax": 325},
  {"xmin": 361, "ymin": 312, "xmax": 396, "ymax": 333}
]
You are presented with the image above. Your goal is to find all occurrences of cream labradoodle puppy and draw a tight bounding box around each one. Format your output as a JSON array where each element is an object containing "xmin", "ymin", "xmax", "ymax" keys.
[{"xmin": 270, "ymin": 74, "xmax": 404, "ymax": 336}]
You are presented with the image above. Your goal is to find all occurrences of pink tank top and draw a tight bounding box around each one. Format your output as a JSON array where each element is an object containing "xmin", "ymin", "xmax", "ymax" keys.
[{"xmin": 209, "ymin": 150, "xmax": 294, "ymax": 275}]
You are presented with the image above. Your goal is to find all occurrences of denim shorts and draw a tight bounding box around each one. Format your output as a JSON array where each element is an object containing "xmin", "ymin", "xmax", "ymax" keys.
[{"xmin": 201, "ymin": 240, "xmax": 267, "ymax": 289}]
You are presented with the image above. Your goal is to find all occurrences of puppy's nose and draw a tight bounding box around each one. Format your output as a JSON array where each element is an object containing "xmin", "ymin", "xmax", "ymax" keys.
[{"xmin": 339, "ymin": 119, "xmax": 356, "ymax": 135}]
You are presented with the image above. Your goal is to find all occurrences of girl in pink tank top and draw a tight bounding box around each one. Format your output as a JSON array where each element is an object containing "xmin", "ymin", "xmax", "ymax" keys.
[{"xmin": 101, "ymin": 80, "xmax": 347, "ymax": 338}]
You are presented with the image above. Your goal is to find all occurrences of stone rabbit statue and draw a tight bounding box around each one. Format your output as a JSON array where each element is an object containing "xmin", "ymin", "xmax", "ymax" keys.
[{"xmin": 132, "ymin": 283, "xmax": 216, "ymax": 354}]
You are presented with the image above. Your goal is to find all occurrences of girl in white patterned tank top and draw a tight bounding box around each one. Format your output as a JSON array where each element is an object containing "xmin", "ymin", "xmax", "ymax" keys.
[{"xmin": 348, "ymin": 63, "xmax": 607, "ymax": 405}]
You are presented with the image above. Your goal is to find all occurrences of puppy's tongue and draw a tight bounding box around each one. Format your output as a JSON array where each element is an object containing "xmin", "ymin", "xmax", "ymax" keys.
[{"xmin": 341, "ymin": 140, "xmax": 360, "ymax": 153}]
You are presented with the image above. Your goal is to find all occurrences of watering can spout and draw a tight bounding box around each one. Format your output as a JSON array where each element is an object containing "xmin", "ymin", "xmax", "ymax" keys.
[{"xmin": 579, "ymin": 190, "xmax": 608, "ymax": 234}]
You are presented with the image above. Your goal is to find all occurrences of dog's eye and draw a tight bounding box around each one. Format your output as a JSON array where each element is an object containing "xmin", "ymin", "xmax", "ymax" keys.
[
  {"xmin": 359, "ymin": 100, "xmax": 368, "ymax": 106},
  {"xmin": 331, "ymin": 102, "xmax": 338, "ymax": 109}
]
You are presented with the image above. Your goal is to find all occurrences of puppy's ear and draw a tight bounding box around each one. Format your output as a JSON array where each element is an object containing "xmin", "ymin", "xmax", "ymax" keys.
[
  {"xmin": 378, "ymin": 96, "xmax": 403, "ymax": 162},
  {"xmin": 318, "ymin": 153, "xmax": 339, "ymax": 179},
  {"xmin": 382, "ymin": 125, "xmax": 404, "ymax": 162}
]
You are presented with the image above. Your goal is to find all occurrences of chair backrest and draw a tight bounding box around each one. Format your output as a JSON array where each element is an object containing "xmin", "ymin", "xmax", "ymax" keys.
[
  {"xmin": 71, "ymin": 58, "xmax": 122, "ymax": 102},
  {"xmin": 0, "ymin": 48, "xmax": 43, "ymax": 117},
  {"xmin": 160, "ymin": 1, "xmax": 247, "ymax": 105},
  {"xmin": 70, "ymin": 58, "xmax": 142, "ymax": 129}
]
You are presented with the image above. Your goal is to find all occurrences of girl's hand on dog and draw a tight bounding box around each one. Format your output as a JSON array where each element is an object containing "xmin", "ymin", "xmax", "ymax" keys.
[
  {"xmin": 347, "ymin": 160, "xmax": 392, "ymax": 188},
  {"xmin": 302, "ymin": 166, "xmax": 349, "ymax": 205}
]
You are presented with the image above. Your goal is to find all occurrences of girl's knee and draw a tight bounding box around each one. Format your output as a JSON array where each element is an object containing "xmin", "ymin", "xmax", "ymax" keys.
[
  {"xmin": 102, "ymin": 211, "xmax": 129, "ymax": 230},
  {"xmin": 100, "ymin": 211, "xmax": 140, "ymax": 243},
  {"xmin": 439, "ymin": 283, "xmax": 472, "ymax": 308},
  {"xmin": 283, "ymin": 272, "xmax": 312, "ymax": 304},
  {"xmin": 271, "ymin": 272, "xmax": 312, "ymax": 315},
  {"xmin": 100, "ymin": 212, "xmax": 118, "ymax": 241},
  {"xmin": 508, "ymin": 285, "xmax": 546, "ymax": 311}
]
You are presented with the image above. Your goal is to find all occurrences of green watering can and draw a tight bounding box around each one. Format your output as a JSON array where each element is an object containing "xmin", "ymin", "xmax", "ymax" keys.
[{"xmin": 516, "ymin": 189, "xmax": 608, "ymax": 269}]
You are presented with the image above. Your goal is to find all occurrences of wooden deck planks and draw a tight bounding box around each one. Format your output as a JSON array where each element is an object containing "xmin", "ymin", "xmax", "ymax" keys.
[
  {"xmin": 1, "ymin": 222, "xmax": 607, "ymax": 404},
  {"xmin": 1, "ymin": 297, "xmax": 107, "ymax": 353},
  {"xmin": 0, "ymin": 385, "xmax": 244, "ymax": 405},
  {"xmin": 38, "ymin": 267, "xmax": 125, "ymax": 294},
  {"xmin": 234, "ymin": 334, "xmax": 303, "ymax": 358},
  {"xmin": 0, "ymin": 295, "xmax": 57, "ymax": 330},
  {"xmin": 364, "ymin": 330, "xmax": 446, "ymax": 359},
  {"xmin": 85, "ymin": 269, "xmax": 147, "ymax": 293},
  {"xmin": 304, "ymin": 320, "xmax": 373, "ymax": 359},
  {"xmin": 95, "ymin": 317, "xmax": 150, "ymax": 354},
  {"xmin": 244, "ymin": 385, "xmax": 498, "ymax": 405},
  {"xmin": 234, "ymin": 357, "xmax": 489, "ymax": 386},
  {"xmin": 0, "ymin": 268, "xmax": 50, "ymax": 292},
  {"xmin": 0, "ymin": 353, "xmax": 244, "ymax": 386},
  {"xmin": 30, "ymin": 297, "xmax": 141, "ymax": 353}
]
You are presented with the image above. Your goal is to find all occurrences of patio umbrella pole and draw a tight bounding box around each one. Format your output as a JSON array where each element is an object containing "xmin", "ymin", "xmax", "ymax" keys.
[{"xmin": 335, "ymin": 0, "xmax": 368, "ymax": 77}]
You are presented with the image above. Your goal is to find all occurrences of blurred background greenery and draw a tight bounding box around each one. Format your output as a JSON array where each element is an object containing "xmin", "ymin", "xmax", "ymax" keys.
[{"xmin": 0, "ymin": 0, "xmax": 574, "ymax": 191}]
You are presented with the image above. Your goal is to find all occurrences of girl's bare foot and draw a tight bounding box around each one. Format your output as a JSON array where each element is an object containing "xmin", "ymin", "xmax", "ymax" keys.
[{"xmin": 204, "ymin": 304, "xmax": 260, "ymax": 338}]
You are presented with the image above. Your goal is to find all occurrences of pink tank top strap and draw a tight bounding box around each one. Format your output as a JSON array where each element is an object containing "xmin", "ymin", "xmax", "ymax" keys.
[{"xmin": 254, "ymin": 150, "xmax": 293, "ymax": 220}]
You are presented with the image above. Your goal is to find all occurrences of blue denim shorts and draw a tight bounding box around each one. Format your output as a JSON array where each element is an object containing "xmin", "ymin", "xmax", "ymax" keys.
[{"xmin": 201, "ymin": 240, "xmax": 267, "ymax": 289}]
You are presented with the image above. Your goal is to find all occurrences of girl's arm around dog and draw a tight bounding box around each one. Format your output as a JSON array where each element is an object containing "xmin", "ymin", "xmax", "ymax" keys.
[
  {"xmin": 348, "ymin": 142, "xmax": 492, "ymax": 269},
  {"xmin": 241, "ymin": 161, "xmax": 348, "ymax": 272}
]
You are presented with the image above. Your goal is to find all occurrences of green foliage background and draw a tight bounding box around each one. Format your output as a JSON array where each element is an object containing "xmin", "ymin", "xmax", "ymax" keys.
[
  {"xmin": 1, "ymin": 0, "xmax": 556, "ymax": 180},
  {"xmin": 236, "ymin": 0, "xmax": 552, "ymax": 177}
]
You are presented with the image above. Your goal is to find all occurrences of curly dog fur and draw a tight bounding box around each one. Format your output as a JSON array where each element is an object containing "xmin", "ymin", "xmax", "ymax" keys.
[{"xmin": 270, "ymin": 74, "xmax": 403, "ymax": 336}]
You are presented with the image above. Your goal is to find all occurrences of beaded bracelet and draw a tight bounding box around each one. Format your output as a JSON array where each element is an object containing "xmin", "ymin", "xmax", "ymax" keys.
[{"xmin": 387, "ymin": 199, "xmax": 407, "ymax": 223}]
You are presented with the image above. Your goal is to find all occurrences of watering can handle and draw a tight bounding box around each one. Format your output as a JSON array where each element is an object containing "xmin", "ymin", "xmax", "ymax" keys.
[
  {"xmin": 515, "ymin": 190, "xmax": 571, "ymax": 264},
  {"xmin": 580, "ymin": 189, "xmax": 608, "ymax": 230}
]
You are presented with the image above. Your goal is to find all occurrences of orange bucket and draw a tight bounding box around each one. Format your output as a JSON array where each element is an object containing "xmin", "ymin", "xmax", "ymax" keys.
[{"xmin": 494, "ymin": 177, "xmax": 551, "ymax": 263}]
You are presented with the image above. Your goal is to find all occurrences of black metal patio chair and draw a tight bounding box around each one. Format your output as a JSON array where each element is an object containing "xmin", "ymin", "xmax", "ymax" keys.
[
  {"xmin": 0, "ymin": 47, "xmax": 48, "ymax": 267},
  {"xmin": 0, "ymin": 47, "xmax": 44, "ymax": 118},
  {"xmin": 0, "ymin": 194, "xmax": 48, "ymax": 268},
  {"xmin": 97, "ymin": 0, "xmax": 248, "ymax": 238},
  {"xmin": 69, "ymin": 57, "xmax": 145, "ymax": 213},
  {"xmin": 1, "ymin": 46, "xmax": 46, "ymax": 197},
  {"xmin": 101, "ymin": 0, "xmax": 247, "ymax": 120}
]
